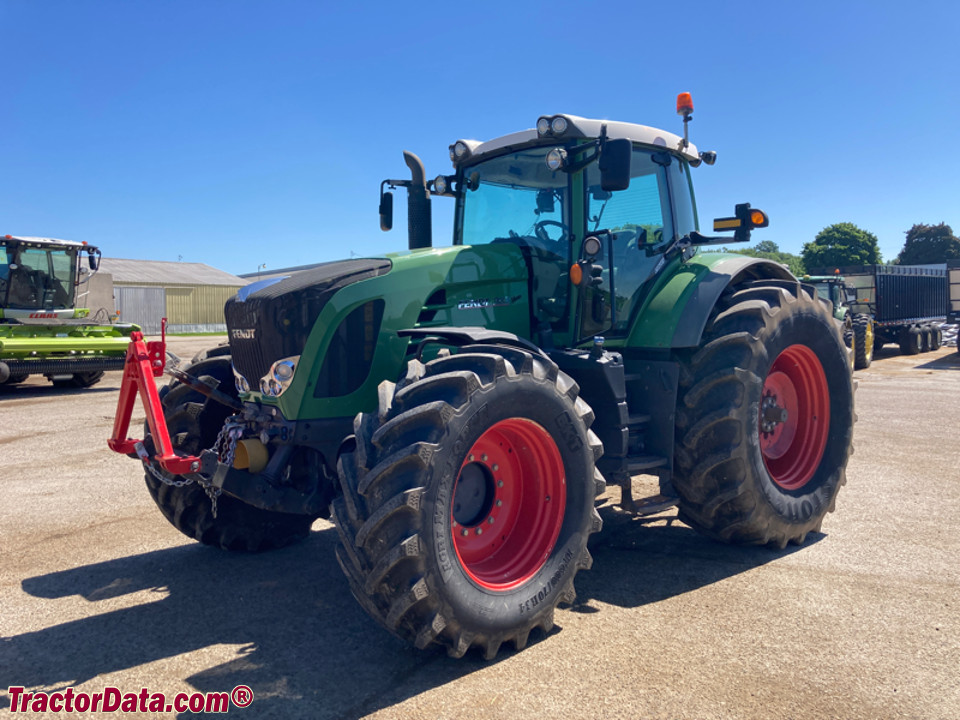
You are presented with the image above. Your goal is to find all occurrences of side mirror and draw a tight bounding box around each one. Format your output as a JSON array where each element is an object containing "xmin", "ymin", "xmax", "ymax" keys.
[
  {"xmin": 379, "ymin": 190, "xmax": 394, "ymax": 232},
  {"xmin": 599, "ymin": 138, "xmax": 631, "ymax": 192},
  {"xmin": 845, "ymin": 287, "xmax": 857, "ymax": 303},
  {"xmin": 88, "ymin": 254, "xmax": 99, "ymax": 271},
  {"xmin": 635, "ymin": 227, "xmax": 648, "ymax": 249}
]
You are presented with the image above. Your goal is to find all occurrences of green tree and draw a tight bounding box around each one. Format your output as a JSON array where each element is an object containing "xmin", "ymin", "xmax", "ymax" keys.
[
  {"xmin": 724, "ymin": 243, "xmax": 806, "ymax": 276},
  {"xmin": 896, "ymin": 223, "xmax": 960, "ymax": 264},
  {"xmin": 754, "ymin": 240, "xmax": 780, "ymax": 254},
  {"xmin": 802, "ymin": 223, "xmax": 882, "ymax": 271}
]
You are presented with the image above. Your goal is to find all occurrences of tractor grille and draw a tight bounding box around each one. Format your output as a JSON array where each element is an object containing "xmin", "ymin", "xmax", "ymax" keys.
[{"xmin": 225, "ymin": 259, "xmax": 391, "ymax": 388}]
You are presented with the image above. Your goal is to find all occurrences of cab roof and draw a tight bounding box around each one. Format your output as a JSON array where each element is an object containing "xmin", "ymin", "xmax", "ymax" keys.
[
  {"xmin": 2, "ymin": 235, "xmax": 87, "ymax": 249},
  {"xmin": 457, "ymin": 114, "xmax": 699, "ymax": 166}
]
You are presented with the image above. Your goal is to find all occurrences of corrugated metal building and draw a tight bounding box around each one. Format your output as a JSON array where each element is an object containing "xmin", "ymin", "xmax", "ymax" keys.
[{"xmin": 98, "ymin": 258, "xmax": 248, "ymax": 334}]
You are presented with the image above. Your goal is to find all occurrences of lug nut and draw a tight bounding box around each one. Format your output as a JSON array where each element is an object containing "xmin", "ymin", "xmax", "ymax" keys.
[
  {"xmin": 497, "ymin": 480, "xmax": 504, "ymax": 488},
  {"xmin": 476, "ymin": 527, "xmax": 483, "ymax": 535},
  {"xmin": 461, "ymin": 529, "xmax": 469, "ymax": 537},
  {"xmin": 481, "ymin": 454, "xmax": 488, "ymax": 462},
  {"xmin": 488, "ymin": 516, "xmax": 495, "ymax": 524},
  {"xmin": 492, "ymin": 464, "xmax": 499, "ymax": 472},
  {"xmin": 496, "ymin": 499, "xmax": 502, "ymax": 507}
]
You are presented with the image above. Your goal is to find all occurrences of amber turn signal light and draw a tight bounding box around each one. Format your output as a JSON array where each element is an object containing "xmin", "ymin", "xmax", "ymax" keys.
[{"xmin": 570, "ymin": 263, "xmax": 583, "ymax": 286}]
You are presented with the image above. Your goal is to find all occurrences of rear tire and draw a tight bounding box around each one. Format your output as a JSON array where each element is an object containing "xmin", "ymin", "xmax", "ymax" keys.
[
  {"xmin": 931, "ymin": 326, "xmax": 943, "ymax": 351},
  {"xmin": 852, "ymin": 313, "xmax": 874, "ymax": 369},
  {"xmin": 143, "ymin": 349, "xmax": 315, "ymax": 551},
  {"xmin": 673, "ymin": 279, "xmax": 854, "ymax": 548},
  {"xmin": 51, "ymin": 371, "xmax": 105, "ymax": 388},
  {"xmin": 900, "ymin": 326, "xmax": 922, "ymax": 355},
  {"xmin": 333, "ymin": 345, "xmax": 604, "ymax": 658}
]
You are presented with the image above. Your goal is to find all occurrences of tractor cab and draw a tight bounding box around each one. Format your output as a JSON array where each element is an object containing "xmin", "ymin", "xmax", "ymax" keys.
[
  {"xmin": 0, "ymin": 235, "xmax": 101, "ymax": 320},
  {"xmin": 380, "ymin": 105, "xmax": 767, "ymax": 350},
  {"xmin": 803, "ymin": 274, "xmax": 857, "ymax": 323},
  {"xmin": 447, "ymin": 126, "xmax": 701, "ymax": 345}
]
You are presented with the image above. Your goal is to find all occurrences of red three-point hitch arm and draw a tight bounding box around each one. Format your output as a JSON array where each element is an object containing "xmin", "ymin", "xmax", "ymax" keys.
[{"xmin": 107, "ymin": 320, "xmax": 202, "ymax": 475}]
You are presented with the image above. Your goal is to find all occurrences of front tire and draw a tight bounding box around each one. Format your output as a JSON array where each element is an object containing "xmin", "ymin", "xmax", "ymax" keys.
[
  {"xmin": 333, "ymin": 345, "xmax": 604, "ymax": 658},
  {"xmin": 144, "ymin": 349, "xmax": 315, "ymax": 551},
  {"xmin": 673, "ymin": 279, "xmax": 854, "ymax": 548},
  {"xmin": 852, "ymin": 313, "xmax": 874, "ymax": 369}
]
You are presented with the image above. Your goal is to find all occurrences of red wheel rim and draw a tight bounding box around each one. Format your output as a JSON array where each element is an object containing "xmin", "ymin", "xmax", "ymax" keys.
[
  {"xmin": 451, "ymin": 418, "xmax": 566, "ymax": 590},
  {"xmin": 759, "ymin": 344, "xmax": 830, "ymax": 490}
]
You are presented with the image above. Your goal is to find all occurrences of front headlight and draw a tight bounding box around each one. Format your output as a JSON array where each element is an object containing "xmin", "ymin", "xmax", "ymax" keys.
[
  {"xmin": 259, "ymin": 355, "xmax": 300, "ymax": 398},
  {"xmin": 232, "ymin": 363, "xmax": 251, "ymax": 394}
]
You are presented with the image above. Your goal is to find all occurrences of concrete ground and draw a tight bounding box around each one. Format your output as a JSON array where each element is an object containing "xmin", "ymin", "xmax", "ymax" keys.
[{"xmin": 1, "ymin": 337, "xmax": 958, "ymax": 719}]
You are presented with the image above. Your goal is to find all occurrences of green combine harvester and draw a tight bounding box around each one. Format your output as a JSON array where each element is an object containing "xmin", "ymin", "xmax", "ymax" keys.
[
  {"xmin": 1, "ymin": 235, "xmax": 137, "ymax": 388},
  {"xmin": 110, "ymin": 95, "xmax": 855, "ymax": 659}
]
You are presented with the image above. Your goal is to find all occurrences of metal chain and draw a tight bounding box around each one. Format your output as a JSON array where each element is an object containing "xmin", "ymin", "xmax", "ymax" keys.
[
  {"xmin": 135, "ymin": 442, "xmax": 194, "ymax": 487},
  {"xmin": 137, "ymin": 415, "xmax": 244, "ymax": 519}
]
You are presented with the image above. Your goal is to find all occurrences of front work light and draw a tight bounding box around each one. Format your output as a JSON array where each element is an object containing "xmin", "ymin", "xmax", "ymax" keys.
[{"xmin": 546, "ymin": 148, "xmax": 567, "ymax": 171}]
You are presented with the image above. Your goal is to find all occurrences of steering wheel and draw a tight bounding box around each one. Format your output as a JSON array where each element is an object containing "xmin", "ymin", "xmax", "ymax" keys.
[{"xmin": 535, "ymin": 220, "xmax": 570, "ymax": 244}]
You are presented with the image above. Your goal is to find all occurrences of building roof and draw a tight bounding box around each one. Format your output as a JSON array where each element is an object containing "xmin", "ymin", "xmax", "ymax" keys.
[{"xmin": 99, "ymin": 257, "xmax": 249, "ymax": 286}]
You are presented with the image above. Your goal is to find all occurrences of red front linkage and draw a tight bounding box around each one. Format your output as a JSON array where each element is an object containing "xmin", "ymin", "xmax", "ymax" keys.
[{"xmin": 108, "ymin": 318, "xmax": 202, "ymax": 475}]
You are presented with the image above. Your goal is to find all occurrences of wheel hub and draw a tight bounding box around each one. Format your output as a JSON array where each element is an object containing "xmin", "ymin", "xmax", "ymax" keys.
[
  {"xmin": 760, "ymin": 394, "xmax": 789, "ymax": 432},
  {"xmin": 453, "ymin": 462, "xmax": 496, "ymax": 527}
]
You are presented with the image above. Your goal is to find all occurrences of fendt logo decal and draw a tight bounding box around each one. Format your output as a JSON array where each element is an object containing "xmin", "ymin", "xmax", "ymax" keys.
[
  {"xmin": 231, "ymin": 329, "xmax": 256, "ymax": 340},
  {"xmin": 457, "ymin": 295, "xmax": 522, "ymax": 311}
]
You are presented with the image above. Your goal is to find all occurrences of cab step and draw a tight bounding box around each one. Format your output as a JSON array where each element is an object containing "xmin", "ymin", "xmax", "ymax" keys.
[
  {"xmin": 625, "ymin": 493, "xmax": 679, "ymax": 517},
  {"xmin": 627, "ymin": 455, "xmax": 668, "ymax": 474}
]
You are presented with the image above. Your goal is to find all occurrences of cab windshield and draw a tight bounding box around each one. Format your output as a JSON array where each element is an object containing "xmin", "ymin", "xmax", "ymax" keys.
[{"xmin": 0, "ymin": 244, "xmax": 77, "ymax": 310}]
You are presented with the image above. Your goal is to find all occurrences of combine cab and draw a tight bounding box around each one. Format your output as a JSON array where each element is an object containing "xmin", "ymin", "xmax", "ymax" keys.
[
  {"xmin": 110, "ymin": 96, "xmax": 855, "ymax": 658},
  {"xmin": 1, "ymin": 235, "xmax": 137, "ymax": 388}
]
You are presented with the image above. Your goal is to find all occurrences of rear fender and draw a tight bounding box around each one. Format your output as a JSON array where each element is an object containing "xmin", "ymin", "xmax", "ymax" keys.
[{"xmin": 626, "ymin": 253, "xmax": 796, "ymax": 349}]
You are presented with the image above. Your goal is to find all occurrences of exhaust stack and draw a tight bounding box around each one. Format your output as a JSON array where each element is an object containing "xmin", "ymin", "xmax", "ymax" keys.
[{"xmin": 403, "ymin": 151, "xmax": 432, "ymax": 250}]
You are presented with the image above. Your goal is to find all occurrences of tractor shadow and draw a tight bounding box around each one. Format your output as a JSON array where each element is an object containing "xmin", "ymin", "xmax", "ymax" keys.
[
  {"xmin": 4, "ymin": 511, "xmax": 814, "ymax": 718},
  {"xmin": 5, "ymin": 528, "xmax": 493, "ymax": 718}
]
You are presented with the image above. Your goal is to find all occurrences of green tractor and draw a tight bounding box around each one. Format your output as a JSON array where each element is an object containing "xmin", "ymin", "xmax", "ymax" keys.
[
  {"xmin": 110, "ymin": 96, "xmax": 854, "ymax": 659},
  {"xmin": 803, "ymin": 273, "xmax": 875, "ymax": 369},
  {"xmin": 1, "ymin": 235, "xmax": 138, "ymax": 388}
]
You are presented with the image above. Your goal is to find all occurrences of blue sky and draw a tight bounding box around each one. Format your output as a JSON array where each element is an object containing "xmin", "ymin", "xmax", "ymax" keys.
[{"xmin": 3, "ymin": 1, "xmax": 957, "ymax": 275}]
